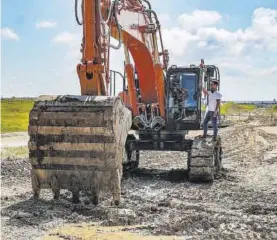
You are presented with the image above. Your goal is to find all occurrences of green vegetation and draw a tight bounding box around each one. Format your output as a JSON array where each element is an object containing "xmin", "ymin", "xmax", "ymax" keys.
[
  {"xmin": 201, "ymin": 101, "xmax": 257, "ymax": 115},
  {"xmin": 271, "ymin": 105, "xmax": 277, "ymax": 112},
  {"xmin": 1, "ymin": 146, "xmax": 28, "ymax": 159},
  {"xmin": 265, "ymin": 104, "xmax": 277, "ymax": 114},
  {"xmin": 1, "ymin": 99, "xmax": 34, "ymax": 133},
  {"xmin": 220, "ymin": 102, "xmax": 257, "ymax": 115}
]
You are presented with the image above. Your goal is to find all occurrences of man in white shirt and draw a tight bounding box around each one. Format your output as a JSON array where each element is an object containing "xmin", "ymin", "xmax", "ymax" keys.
[{"xmin": 202, "ymin": 80, "xmax": 222, "ymax": 140}]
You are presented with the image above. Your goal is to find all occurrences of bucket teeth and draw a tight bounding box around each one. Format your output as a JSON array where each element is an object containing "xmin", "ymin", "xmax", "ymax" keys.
[
  {"xmin": 28, "ymin": 95, "xmax": 132, "ymax": 205},
  {"xmin": 50, "ymin": 175, "xmax": 60, "ymax": 200}
]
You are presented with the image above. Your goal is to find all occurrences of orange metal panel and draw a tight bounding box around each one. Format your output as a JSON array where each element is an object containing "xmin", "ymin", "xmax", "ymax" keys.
[
  {"xmin": 77, "ymin": 63, "xmax": 105, "ymax": 95},
  {"xmin": 83, "ymin": 0, "xmax": 95, "ymax": 61},
  {"xmin": 111, "ymin": 25, "xmax": 158, "ymax": 104},
  {"xmin": 125, "ymin": 64, "xmax": 138, "ymax": 115},
  {"xmin": 77, "ymin": 0, "xmax": 106, "ymax": 96}
]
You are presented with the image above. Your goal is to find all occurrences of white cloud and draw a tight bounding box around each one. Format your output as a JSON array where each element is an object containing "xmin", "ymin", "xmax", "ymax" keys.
[
  {"xmin": 162, "ymin": 27, "xmax": 199, "ymax": 56},
  {"xmin": 254, "ymin": 66, "xmax": 277, "ymax": 78},
  {"xmin": 197, "ymin": 41, "xmax": 207, "ymax": 48},
  {"xmin": 162, "ymin": 8, "xmax": 277, "ymax": 59},
  {"xmin": 160, "ymin": 8, "xmax": 277, "ymax": 100},
  {"xmin": 36, "ymin": 21, "xmax": 57, "ymax": 29},
  {"xmin": 1, "ymin": 28, "xmax": 19, "ymax": 40},
  {"xmin": 252, "ymin": 8, "xmax": 277, "ymax": 38},
  {"xmin": 53, "ymin": 32, "xmax": 76, "ymax": 43},
  {"xmin": 178, "ymin": 10, "xmax": 222, "ymax": 30},
  {"xmin": 164, "ymin": 8, "xmax": 277, "ymax": 58}
]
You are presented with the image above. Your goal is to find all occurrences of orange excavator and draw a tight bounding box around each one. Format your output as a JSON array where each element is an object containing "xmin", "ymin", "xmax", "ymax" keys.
[{"xmin": 28, "ymin": 0, "xmax": 222, "ymax": 205}]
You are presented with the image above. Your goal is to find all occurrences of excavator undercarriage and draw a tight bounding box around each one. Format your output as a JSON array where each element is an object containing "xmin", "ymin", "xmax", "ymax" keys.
[{"xmin": 126, "ymin": 130, "xmax": 222, "ymax": 182}]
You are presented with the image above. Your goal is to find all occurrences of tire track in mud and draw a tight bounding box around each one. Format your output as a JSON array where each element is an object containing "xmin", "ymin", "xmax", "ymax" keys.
[{"xmin": 1, "ymin": 126, "xmax": 277, "ymax": 240}]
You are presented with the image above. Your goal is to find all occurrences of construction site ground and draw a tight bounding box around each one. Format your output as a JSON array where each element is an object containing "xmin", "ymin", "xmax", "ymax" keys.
[{"xmin": 1, "ymin": 115, "xmax": 277, "ymax": 239}]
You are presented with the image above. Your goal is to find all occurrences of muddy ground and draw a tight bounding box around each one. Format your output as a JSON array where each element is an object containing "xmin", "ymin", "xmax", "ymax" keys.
[{"xmin": 1, "ymin": 124, "xmax": 277, "ymax": 240}]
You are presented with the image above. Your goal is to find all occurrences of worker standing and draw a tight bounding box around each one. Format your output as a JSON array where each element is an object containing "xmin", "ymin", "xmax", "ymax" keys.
[{"xmin": 202, "ymin": 80, "xmax": 222, "ymax": 140}]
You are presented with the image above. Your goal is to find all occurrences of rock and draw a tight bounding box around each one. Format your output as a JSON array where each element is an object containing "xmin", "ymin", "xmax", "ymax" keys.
[
  {"xmin": 107, "ymin": 208, "xmax": 137, "ymax": 225},
  {"xmin": 83, "ymin": 199, "xmax": 91, "ymax": 205},
  {"xmin": 158, "ymin": 201, "xmax": 171, "ymax": 207},
  {"xmin": 150, "ymin": 206, "xmax": 159, "ymax": 212},
  {"xmin": 33, "ymin": 212, "xmax": 39, "ymax": 217},
  {"xmin": 137, "ymin": 211, "xmax": 145, "ymax": 217},
  {"xmin": 15, "ymin": 212, "xmax": 32, "ymax": 219}
]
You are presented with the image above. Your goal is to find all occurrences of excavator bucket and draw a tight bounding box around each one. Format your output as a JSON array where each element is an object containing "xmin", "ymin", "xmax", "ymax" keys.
[{"xmin": 28, "ymin": 95, "xmax": 132, "ymax": 205}]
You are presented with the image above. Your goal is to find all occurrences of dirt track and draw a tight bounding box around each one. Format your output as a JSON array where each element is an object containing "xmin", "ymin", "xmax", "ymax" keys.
[{"xmin": 1, "ymin": 125, "xmax": 277, "ymax": 240}]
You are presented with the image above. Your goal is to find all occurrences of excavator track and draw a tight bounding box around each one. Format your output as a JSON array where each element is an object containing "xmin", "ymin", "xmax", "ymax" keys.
[
  {"xmin": 28, "ymin": 95, "xmax": 132, "ymax": 205},
  {"xmin": 188, "ymin": 136, "xmax": 222, "ymax": 182}
]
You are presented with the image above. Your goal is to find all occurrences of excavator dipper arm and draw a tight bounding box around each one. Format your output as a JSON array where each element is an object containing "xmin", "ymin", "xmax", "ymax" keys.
[{"xmin": 76, "ymin": 0, "xmax": 106, "ymax": 95}]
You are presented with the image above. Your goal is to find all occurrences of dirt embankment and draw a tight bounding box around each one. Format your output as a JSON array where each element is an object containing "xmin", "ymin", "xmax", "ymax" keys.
[{"xmin": 1, "ymin": 125, "xmax": 277, "ymax": 240}]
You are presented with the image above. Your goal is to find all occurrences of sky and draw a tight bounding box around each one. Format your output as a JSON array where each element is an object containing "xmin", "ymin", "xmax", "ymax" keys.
[{"xmin": 1, "ymin": 0, "xmax": 277, "ymax": 101}]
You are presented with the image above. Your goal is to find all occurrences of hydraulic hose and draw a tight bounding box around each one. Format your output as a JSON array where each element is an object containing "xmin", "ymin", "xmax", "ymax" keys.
[
  {"xmin": 110, "ymin": 0, "xmax": 122, "ymax": 49},
  {"xmin": 141, "ymin": 0, "xmax": 152, "ymax": 10},
  {"xmin": 97, "ymin": 0, "xmax": 122, "ymax": 49},
  {"xmin": 97, "ymin": 0, "xmax": 122, "ymax": 50},
  {"xmin": 98, "ymin": 0, "xmax": 113, "ymax": 38},
  {"xmin": 98, "ymin": 0, "xmax": 114, "ymax": 24},
  {"xmin": 147, "ymin": 9, "xmax": 167, "ymax": 68},
  {"xmin": 75, "ymin": 0, "xmax": 83, "ymax": 25}
]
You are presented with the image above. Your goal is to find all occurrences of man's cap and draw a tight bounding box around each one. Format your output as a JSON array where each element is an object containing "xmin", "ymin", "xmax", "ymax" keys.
[{"xmin": 210, "ymin": 79, "xmax": 219, "ymax": 84}]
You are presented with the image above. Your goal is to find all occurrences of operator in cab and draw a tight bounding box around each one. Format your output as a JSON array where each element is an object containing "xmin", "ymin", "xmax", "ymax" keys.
[{"xmin": 202, "ymin": 80, "xmax": 222, "ymax": 140}]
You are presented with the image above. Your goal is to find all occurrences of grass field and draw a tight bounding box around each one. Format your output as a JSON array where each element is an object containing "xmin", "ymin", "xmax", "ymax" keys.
[
  {"xmin": 1, "ymin": 99, "xmax": 34, "ymax": 133},
  {"xmin": 220, "ymin": 102, "xmax": 257, "ymax": 115},
  {"xmin": 202, "ymin": 101, "xmax": 257, "ymax": 115},
  {"xmin": 1, "ymin": 146, "xmax": 29, "ymax": 160},
  {"xmin": 271, "ymin": 105, "xmax": 277, "ymax": 112}
]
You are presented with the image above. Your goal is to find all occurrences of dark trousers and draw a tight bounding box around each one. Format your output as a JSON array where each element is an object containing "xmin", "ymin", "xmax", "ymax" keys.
[{"xmin": 203, "ymin": 111, "xmax": 218, "ymax": 137}]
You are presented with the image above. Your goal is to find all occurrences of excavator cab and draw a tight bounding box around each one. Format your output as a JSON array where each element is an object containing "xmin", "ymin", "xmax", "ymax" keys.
[
  {"xmin": 166, "ymin": 65, "xmax": 203, "ymax": 131},
  {"xmin": 166, "ymin": 63, "xmax": 221, "ymax": 131}
]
